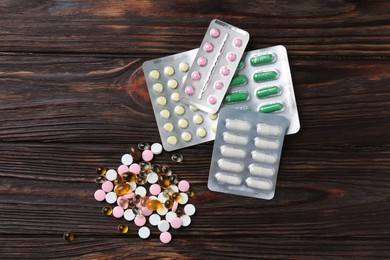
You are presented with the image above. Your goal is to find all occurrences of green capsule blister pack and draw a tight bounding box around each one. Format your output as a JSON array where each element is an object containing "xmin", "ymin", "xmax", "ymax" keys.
[{"xmin": 222, "ymin": 45, "xmax": 300, "ymax": 135}]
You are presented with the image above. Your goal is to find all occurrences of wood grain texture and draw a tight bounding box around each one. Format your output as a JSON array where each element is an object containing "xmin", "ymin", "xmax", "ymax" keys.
[{"xmin": 0, "ymin": 0, "xmax": 389, "ymax": 259}]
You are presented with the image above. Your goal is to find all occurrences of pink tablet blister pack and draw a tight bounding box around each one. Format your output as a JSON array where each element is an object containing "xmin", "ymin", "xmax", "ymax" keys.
[
  {"xmin": 208, "ymin": 107, "xmax": 289, "ymax": 200},
  {"xmin": 142, "ymin": 49, "xmax": 219, "ymax": 151},
  {"xmin": 181, "ymin": 19, "xmax": 250, "ymax": 114},
  {"xmin": 222, "ymin": 45, "xmax": 300, "ymax": 134}
]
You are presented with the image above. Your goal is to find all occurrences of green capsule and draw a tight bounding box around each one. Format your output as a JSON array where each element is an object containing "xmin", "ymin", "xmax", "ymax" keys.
[
  {"xmin": 229, "ymin": 75, "xmax": 248, "ymax": 87},
  {"xmin": 259, "ymin": 103, "xmax": 284, "ymax": 113},
  {"xmin": 253, "ymin": 71, "xmax": 278, "ymax": 82},
  {"xmin": 237, "ymin": 60, "xmax": 245, "ymax": 69},
  {"xmin": 256, "ymin": 86, "xmax": 281, "ymax": 98},
  {"xmin": 224, "ymin": 92, "xmax": 249, "ymax": 104},
  {"xmin": 250, "ymin": 54, "xmax": 275, "ymax": 66}
]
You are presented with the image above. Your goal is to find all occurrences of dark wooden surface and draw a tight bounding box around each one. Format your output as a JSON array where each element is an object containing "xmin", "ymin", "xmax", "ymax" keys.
[{"xmin": 0, "ymin": 1, "xmax": 389, "ymax": 259}]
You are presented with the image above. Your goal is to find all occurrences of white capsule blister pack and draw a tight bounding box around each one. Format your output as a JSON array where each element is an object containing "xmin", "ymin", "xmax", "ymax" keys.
[
  {"xmin": 208, "ymin": 107, "xmax": 289, "ymax": 200},
  {"xmin": 222, "ymin": 45, "xmax": 300, "ymax": 135},
  {"xmin": 143, "ymin": 49, "xmax": 219, "ymax": 151},
  {"xmin": 181, "ymin": 19, "xmax": 250, "ymax": 114}
]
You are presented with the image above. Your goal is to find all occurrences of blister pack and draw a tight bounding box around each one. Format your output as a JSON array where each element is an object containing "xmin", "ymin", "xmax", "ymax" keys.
[
  {"xmin": 143, "ymin": 49, "xmax": 219, "ymax": 151},
  {"xmin": 207, "ymin": 107, "xmax": 289, "ymax": 200},
  {"xmin": 181, "ymin": 19, "xmax": 250, "ymax": 114},
  {"xmin": 222, "ymin": 45, "xmax": 300, "ymax": 135}
]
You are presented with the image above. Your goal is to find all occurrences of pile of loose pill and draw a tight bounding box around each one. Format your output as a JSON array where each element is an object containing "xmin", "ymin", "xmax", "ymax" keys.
[{"xmin": 93, "ymin": 142, "xmax": 196, "ymax": 243}]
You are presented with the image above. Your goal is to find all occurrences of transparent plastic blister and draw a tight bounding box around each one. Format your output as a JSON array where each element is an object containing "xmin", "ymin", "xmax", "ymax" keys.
[
  {"xmin": 222, "ymin": 45, "xmax": 300, "ymax": 135},
  {"xmin": 208, "ymin": 107, "xmax": 289, "ymax": 200},
  {"xmin": 142, "ymin": 49, "xmax": 219, "ymax": 151},
  {"xmin": 181, "ymin": 19, "xmax": 250, "ymax": 114}
]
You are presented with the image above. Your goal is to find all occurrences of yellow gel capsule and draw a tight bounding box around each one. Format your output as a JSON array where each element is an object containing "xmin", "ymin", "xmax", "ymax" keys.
[
  {"xmin": 146, "ymin": 199, "xmax": 162, "ymax": 210},
  {"xmin": 114, "ymin": 183, "xmax": 131, "ymax": 195},
  {"xmin": 117, "ymin": 224, "xmax": 129, "ymax": 234}
]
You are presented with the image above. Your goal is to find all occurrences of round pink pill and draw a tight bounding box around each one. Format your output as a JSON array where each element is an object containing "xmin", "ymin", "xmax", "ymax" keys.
[
  {"xmin": 203, "ymin": 42, "xmax": 213, "ymax": 52},
  {"xmin": 117, "ymin": 164, "xmax": 129, "ymax": 175},
  {"xmin": 141, "ymin": 206, "xmax": 153, "ymax": 217},
  {"xmin": 178, "ymin": 180, "xmax": 190, "ymax": 192},
  {"xmin": 191, "ymin": 71, "xmax": 201, "ymax": 81},
  {"xmin": 160, "ymin": 232, "xmax": 172, "ymax": 244},
  {"xmin": 214, "ymin": 81, "xmax": 224, "ymax": 90},
  {"xmin": 142, "ymin": 150, "xmax": 154, "ymax": 162},
  {"xmin": 227, "ymin": 52, "xmax": 236, "ymax": 62},
  {"xmin": 101, "ymin": 181, "xmax": 114, "ymax": 192},
  {"xmin": 208, "ymin": 95, "xmax": 217, "ymax": 105},
  {"xmin": 185, "ymin": 85, "xmax": 195, "ymax": 96},
  {"xmin": 197, "ymin": 57, "xmax": 207, "ymax": 67},
  {"xmin": 94, "ymin": 189, "xmax": 106, "ymax": 201},
  {"xmin": 123, "ymin": 192, "xmax": 135, "ymax": 200},
  {"xmin": 220, "ymin": 66, "xmax": 230, "ymax": 76},
  {"xmin": 134, "ymin": 215, "xmax": 147, "ymax": 227},
  {"xmin": 112, "ymin": 206, "xmax": 124, "ymax": 218},
  {"xmin": 129, "ymin": 163, "xmax": 141, "ymax": 174},
  {"xmin": 210, "ymin": 28, "xmax": 220, "ymax": 38},
  {"xmin": 233, "ymin": 37, "xmax": 242, "ymax": 47},
  {"xmin": 170, "ymin": 217, "xmax": 182, "ymax": 229},
  {"xmin": 149, "ymin": 183, "xmax": 161, "ymax": 195}
]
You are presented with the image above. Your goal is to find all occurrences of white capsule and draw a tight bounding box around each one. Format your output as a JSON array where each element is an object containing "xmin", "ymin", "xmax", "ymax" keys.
[
  {"xmin": 251, "ymin": 151, "xmax": 277, "ymax": 164},
  {"xmin": 215, "ymin": 172, "xmax": 242, "ymax": 185},
  {"xmin": 256, "ymin": 123, "xmax": 282, "ymax": 136},
  {"xmin": 254, "ymin": 137, "xmax": 279, "ymax": 149},
  {"xmin": 246, "ymin": 177, "xmax": 273, "ymax": 190},
  {"xmin": 220, "ymin": 145, "xmax": 246, "ymax": 158},
  {"xmin": 217, "ymin": 159, "xmax": 244, "ymax": 172},
  {"xmin": 223, "ymin": 132, "xmax": 248, "ymax": 145},
  {"xmin": 248, "ymin": 163, "xmax": 275, "ymax": 177},
  {"xmin": 225, "ymin": 118, "xmax": 251, "ymax": 132}
]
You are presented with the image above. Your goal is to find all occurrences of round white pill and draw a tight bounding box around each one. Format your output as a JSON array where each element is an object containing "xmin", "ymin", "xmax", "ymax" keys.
[
  {"xmin": 169, "ymin": 185, "xmax": 179, "ymax": 193},
  {"xmin": 184, "ymin": 204, "xmax": 196, "ymax": 216},
  {"xmin": 158, "ymin": 220, "xmax": 170, "ymax": 232},
  {"xmin": 149, "ymin": 213, "xmax": 161, "ymax": 226},
  {"xmin": 165, "ymin": 211, "xmax": 177, "ymax": 223},
  {"xmin": 105, "ymin": 169, "xmax": 117, "ymax": 181},
  {"xmin": 129, "ymin": 182, "xmax": 137, "ymax": 191},
  {"xmin": 181, "ymin": 215, "xmax": 191, "ymax": 227},
  {"xmin": 121, "ymin": 154, "xmax": 133, "ymax": 166},
  {"xmin": 151, "ymin": 143, "xmax": 163, "ymax": 155},
  {"xmin": 158, "ymin": 192, "xmax": 168, "ymax": 203},
  {"xmin": 147, "ymin": 172, "xmax": 158, "ymax": 184},
  {"xmin": 124, "ymin": 209, "xmax": 135, "ymax": 221},
  {"xmin": 105, "ymin": 192, "xmax": 117, "ymax": 204},
  {"xmin": 135, "ymin": 186, "xmax": 147, "ymax": 197},
  {"xmin": 157, "ymin": 206, "xmax": 168, "ymax": 216},
  {"xmin": 179, "ymin": 193, "xmax": 188, "ymax": 205},
  {"xmin": 138, "ymin": 226, "xmax": 151, "ymax": 239}
]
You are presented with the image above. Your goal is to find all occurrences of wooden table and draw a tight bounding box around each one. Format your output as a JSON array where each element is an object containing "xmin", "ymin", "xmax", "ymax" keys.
[{"xmin": 1, "ymin": 1, "xmax": 389, "ymax": 259}]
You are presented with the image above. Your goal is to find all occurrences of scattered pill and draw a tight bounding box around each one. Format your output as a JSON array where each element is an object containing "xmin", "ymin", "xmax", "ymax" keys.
[
  {"xmin": 102, "ymin": 206, "xmax": 113, "ymax": 216},
  {"xmin": 165, "ymin": 211, "xmax": 177, "ymax": 223},
  {"xmin": 130, "ymin": 145, "xmax": 142, "ymax": 160},
  {"xmin": 149, "ymin": 213, "xmax": 161, "ymax": 226},
  {"xmin": 113, "ymin": 206, "xmax": 124, "ymax": 218},
  {"xmin": 105, "ymin": 192, "xmax": 117, "ymax": 204},
  {"xmin": 160, "ymin": 231, "xmax": 172, "ymax": 244},
  {"xmin": 151, "ymin": 143, "xmax": 163, "ymax": 155},
  {"xmin": 96, "ymin": 166, "xmax": 107, "ymax": 175},
  {"xmin": 117, "ymin": 224, "xmax": 129, "ymax": 234},
  {"xmin": 63, "ymin": 232, "xmax": 75, "ymax": 242},
  {"xmin": 135, "ymin": 186, "xmax": 147, "ymax": 197},
  {"xmin": 170, "ymin": 217, "xmax": 182, "ymax": 229},
  {"xmin": 138, "ymin": 226, "xmax": 151, "ymax": 239},
  {"xmin": 134, "ymin": 215, "xmax": 147, "ymax": 227},
  {"xmin": 94, "ymin": 175, "xmax": 106, "ymax": 184},
  {"xmin": 180, "ymin": 215, "xmax": 191, "ymax": 227},
  {"xmin": 142, "ymin": 150, "xmax": 154, "ymax": 162},
  {"xmin": 124, "ymin": 209, "xmax": 135, "ymax": 221},
  {"xmin": 94, "ymin": 189, "xmax": 106, "ymax": 201},
  {"xmin": 184, "ymin": 204, "xmax": 196, "ymax": 216},
  {"xmin": 158, "ymin": 220, "xmax": 170, "ymax": 232},
  {"xmin": 178, "ymin": 180, "xmax": 190, "ymax": 192},
  {"xmin": 105, "ymin": 169, "xmax": 118, "ymax": 181},
  {"xmin": 171, "ymin": 154, "xmax": 183, "ymax": 163},
  {"xmin": 129, "ymin": 163, "xmax": 141, "ymax": 174},
  {"xmin": 147, "ymin": 172, "xmax": 158, "ymax": 184}
]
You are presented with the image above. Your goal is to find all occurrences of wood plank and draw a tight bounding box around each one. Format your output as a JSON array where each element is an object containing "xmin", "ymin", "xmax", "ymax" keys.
[{"xmin": 0, "ymin": 1, "xmax": 388, "ymax": 55}]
